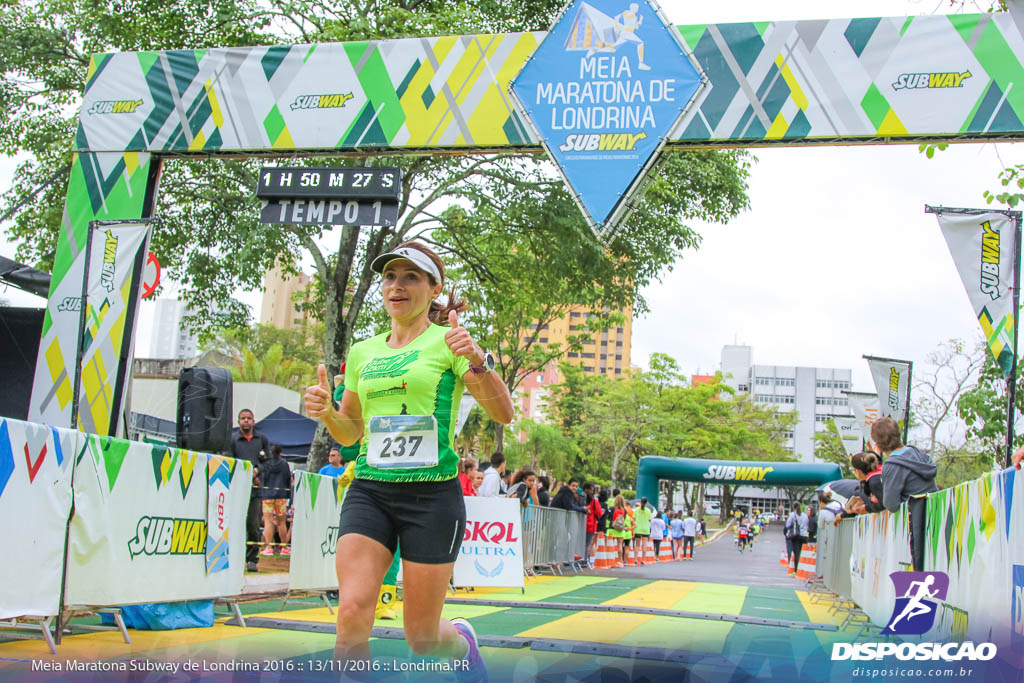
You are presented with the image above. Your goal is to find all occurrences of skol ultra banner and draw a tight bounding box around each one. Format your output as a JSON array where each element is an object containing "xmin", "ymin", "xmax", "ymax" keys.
[
  {"xmin": 849, "ymin": 506, "xmax": 913, "ymax": 627},
  {"xmin": 205, "ymin": 455, "xmax": 235, "ymax": 575},
  {"xmin": 454, "ymin": 497, "xmax": 524, "ymax": 588},
  {"xmin": 833, "ymin": 416, "xmax": 862, "ymax": 457},
  {"xmin": 0, "ymin": 418, "xmax": 78, "ymax": 618},
  {"xmin": 64, "ymin": 435, "xmax": 251, "ymax": 606},
  {"xmin": 865, "ymin": 356, "xmax": 911, "ymax": 420},
  {"xmin": 936, "ymin": 212, "xmax": 1019, "ymax": 378},
  {"xmin": 924, "ymin": 467, "xmax": 1023, "ymax": 648},
  {"xmin": 289, "ymin": 471, "xmax": 347, "ymax": 592}
]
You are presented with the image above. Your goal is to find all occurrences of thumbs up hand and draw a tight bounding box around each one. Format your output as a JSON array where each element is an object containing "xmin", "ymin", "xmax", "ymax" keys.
[
  {"xmin": 304, "ymin": 363, "xmax": 334, "ymax": 418},
  {"xmin": 445, "ymin": 309, "xmax": 484, "ymax": 367}
]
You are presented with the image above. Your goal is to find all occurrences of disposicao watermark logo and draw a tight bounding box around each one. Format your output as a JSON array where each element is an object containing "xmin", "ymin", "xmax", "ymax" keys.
[
  {"xmin": 882, "ymin": 571, "xmax": 948, "ymax": 635},
  {"xmin": 831, "ymin": 571, "xmax": 998, "ymax": 663}
]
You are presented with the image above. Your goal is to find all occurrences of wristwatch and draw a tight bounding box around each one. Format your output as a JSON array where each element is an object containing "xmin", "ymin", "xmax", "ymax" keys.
[{"xmin": 469, "ymin": 352, "xmax": 495, "ymax": 375}]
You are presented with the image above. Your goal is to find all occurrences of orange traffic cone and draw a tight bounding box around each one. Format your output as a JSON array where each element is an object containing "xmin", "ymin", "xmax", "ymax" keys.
[
  {"xmin": 646, "ymin": 542, "xmax": 658, "ymax": 563},
  {"xmin": 658, "ymin": 540, "xmax": 674, "ymax": 562}
]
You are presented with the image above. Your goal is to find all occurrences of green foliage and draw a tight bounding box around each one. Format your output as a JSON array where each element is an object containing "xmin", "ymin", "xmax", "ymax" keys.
[
  {"xmin": 548, "ymin": 359, "xmax": 795, "ymax": 489},
  {"xmin": 983, "ymin": 164, "xmax": 1024, "ymax": 208},
  {"xmin": 957, "ymin": 352, "xmax": 1024, "ymax": 461},
  {"xmin": 933, "ymin": 447, "xmax": 998, "ymax": 489},
  {"xmin": 503, "ymin": 418, "xmax": 582, "ymax": 478},
  {"xmin": 813, "ymin": 419, "xmax": 854, "ymax": 478},
  {"xmin": 229, "ymin": 343, "xmax": 314, "ymax": 392}
]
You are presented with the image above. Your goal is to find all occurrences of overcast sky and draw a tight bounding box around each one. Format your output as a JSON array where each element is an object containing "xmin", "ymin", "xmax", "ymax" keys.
[{"xmin": 0, "ymin": 0, "xmax": 1017, "ymax": 384}]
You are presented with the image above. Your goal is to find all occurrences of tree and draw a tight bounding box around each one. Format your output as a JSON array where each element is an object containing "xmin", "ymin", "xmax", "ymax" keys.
[
  {"xmin": 957, "ymin": 352, "xmax": 1024, "ymax": 463},
  {"xmin": 502, "ymin": 418, "xmax": 582, "ymax": 478},
  {"xmin": 813, "ymin": 419, "xmax": 853, "ymax": 479},
  {"xmin": 912, "ymin": 337, "xmax": 985, "ymax": 455},
  {"xmin": 2, "ymin": 0, "xmax": 752, "ymax": 474},
  {"xmin": 229, "ymin": 344, "xmax": 313, "ymax": 393}
]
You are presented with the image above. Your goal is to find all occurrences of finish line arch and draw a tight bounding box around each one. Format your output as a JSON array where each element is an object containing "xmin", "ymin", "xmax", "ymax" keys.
[
  {"xmin": 26, "ymin": 8, "xmax": 1024, "ymax": 434},
  {"xmin": 635, "ymin": 456, "xmax": 842, "ymax": 506}
]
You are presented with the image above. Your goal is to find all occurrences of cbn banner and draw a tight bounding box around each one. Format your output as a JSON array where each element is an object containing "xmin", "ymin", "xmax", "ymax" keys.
[
  {"xmin": 936, "ymin": 212, "xmax": 1019, "ymax": 378},
  {"xmin": 289, "ymin": 471, "xmax": 347, "ymax": 592},
  {"xmin": 74, "ymin": 220, "xmax": 153, "ymax": 437},
  {"xmin": 0, "ymin": 418, "xmax": 78, "ymax": 618},
  {"xmin": 849, "ymin": 506, "xmax": 913, "ymax": 627},
  {"xmin": 833, "ymin": 416, "xmax": 862, "ymax": 457},
  {"xmin": 865, "ymin": 357, "xmax": 911, "ymax": 420},
  {"xmin": 454, "ymin": 498, "xmax": 524, "ymax": 588},
  {"xmin": 65, "ymin": 435, "xmax": 251, "ymax": 606},
  {"xmin": 205, "ymin": 455, "xmax": 236, "ymax": 575}
]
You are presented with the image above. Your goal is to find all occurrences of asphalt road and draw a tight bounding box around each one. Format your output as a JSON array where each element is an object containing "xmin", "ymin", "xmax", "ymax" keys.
[{"xmin": 583, "ymin": 522, "xmax": 802, "ymax": 589}]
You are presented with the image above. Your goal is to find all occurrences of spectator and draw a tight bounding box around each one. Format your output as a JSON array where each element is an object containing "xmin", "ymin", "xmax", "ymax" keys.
[
  {"xmin": 681, "ymin": 510, "xmax": 697, "ymax": 560},
  {"xmin": 584, "ymin": 484, "xmax": 603, "ymax": 567},
  {"xmin": 471, "ymin": 468, "xmax": 484, "ymax": 493},
  {"xmin": 633, "ymin": 498, "xmax": 653, "ymax": 565},
  {"xmin": 260, "ymin": 444, "xmax": 293, "ymax": 557},
  {"xmin": 786, "ymin": 504, "xmax": 809, "ymax": 576},
  {"xmin": 873, "ymin": 417, "xmax": 938, "ymax": 571},
  {"xmin": 817, "ymin": 491, "xmax": 844, "ymax": 526},
  {"xmin": 502, "ymin": 469, "xmax": 512, "ymax": 493},
  {"xmin": 458, "ymin": 458, "xmax": 478, "ymax": 497},
  {"xmin": 478, "ymin": 452, "xmax": 506, "ymax": 497},
  {"xmin": 537, "ymin": 476, "xmax": 551, "ymax": 506},
  {"xmin": 839, "ymin": 451, "xmax": 884, "ymax": 521},
  {"xmin": 807, "ymin": 505, "xmax": 818, "ymax": 543},
  {"xmin": 608, "ymin": 495, "xmax": 628, "ymax": 565},
  {"xmin": 698, "ymin": 518, "xmax": 707, "ymax": 542},
  {"xmin": 318, "ymin": 447, "xmax": 347, "ymax": 477},
  {"xmin": 649, "ymin": 508, "xmax": 666, "ymax": 559},
  {"xmin": 229, "ymin": 408, "xmax": 271, "ymax": 572},
  {"xmin": 597, "ymin": 490, "xmax": 611, "ymax": 536},
  {"xmin": 506, "ymin": 467, "xmax": 539, "ymax": 507},
  {"xmin": 551, "ymin": 478, "xmax": 586, "ymax": 512},
  {"xmin": 669, "ymin": 511, "xmax": 684, "ymax": 560}
]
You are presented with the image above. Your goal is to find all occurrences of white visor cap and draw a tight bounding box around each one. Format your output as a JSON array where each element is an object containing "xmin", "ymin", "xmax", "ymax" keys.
[{"xmin": 371, "ymin": 247, "xmax": 442, "ymax": 284}]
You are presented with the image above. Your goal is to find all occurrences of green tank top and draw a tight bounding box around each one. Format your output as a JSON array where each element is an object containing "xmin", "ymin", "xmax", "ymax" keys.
[{"xmin": 343, "ymin": 324, "xmax": 470, "ymax": 483}]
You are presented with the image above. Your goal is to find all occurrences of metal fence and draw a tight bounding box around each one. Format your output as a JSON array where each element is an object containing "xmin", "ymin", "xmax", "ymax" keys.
[
  {"xmin": 816, "ymin": 516, "xmax": 855, "ymax": 601},
  {"xmin": 521, "ymin": 506, "xmax": 587, "ymax": 573}
]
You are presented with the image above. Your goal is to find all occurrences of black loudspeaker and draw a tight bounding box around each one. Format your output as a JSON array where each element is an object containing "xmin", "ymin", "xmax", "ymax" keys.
[{"xmin": 176, "ymin": 367, "xmax": 233, "ymax": 452}]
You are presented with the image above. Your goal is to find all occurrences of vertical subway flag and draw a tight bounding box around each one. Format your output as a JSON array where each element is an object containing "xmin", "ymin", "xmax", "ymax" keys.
[
  {"xmin": 75, "ymin": 220, "xmax": 153, "ymax": 437},
  {"xmin": 866, "ymin": 357, "xmax": 911, "ymax": 420},
  {"xmin": 936, "ymin": 212, "xmax": 1018, "ymax": 377}
]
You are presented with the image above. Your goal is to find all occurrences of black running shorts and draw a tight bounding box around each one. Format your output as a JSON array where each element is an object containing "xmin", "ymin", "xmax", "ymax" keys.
[{"xmin": 338, "ymin": 477, "xmax": 466, "ymax": 564}]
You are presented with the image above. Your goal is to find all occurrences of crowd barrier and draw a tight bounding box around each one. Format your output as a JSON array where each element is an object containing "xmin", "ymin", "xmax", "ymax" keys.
[
  {"xmin": 815, "ymin": 466, "xmax": 1023, "ymax": 645},
  {"xmin": 521, "ymin": 505, "xmax": 586, "ymax": 571},
  {"xmin": 0, "ymin": 416, "xmax": 252, "ymax": 625}
]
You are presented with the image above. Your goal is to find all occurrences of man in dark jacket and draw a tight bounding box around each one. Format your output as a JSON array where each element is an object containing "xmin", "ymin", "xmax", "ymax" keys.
[
  {"xmin": 551, "ymin": 478, "xmax": 586, "ymax": 512},
  {"xmin": 229, "ymin": 408, "xmax": 271, "ymax": 571},
  {"xmin": 873, "ymin": 417, "xmax": 938, "ymax": 571},
  {"xmin": 259, "ymin": 444, "xmax": 293, "ymax": 558}
]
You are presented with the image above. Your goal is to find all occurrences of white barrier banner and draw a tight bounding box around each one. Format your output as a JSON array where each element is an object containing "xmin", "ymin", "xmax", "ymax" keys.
[
  {"xmin": 454, "ymin": 497, "xmax": 524, "ymax": 588},
  {"xmin": 925, "ymin": 467, "xmax": 1024, "ymax": 646},
  {"xmin": 65, "ymin": 435, "xmax": 251, "ymax": 606},
  {"xmin": 849, "ymin": 506, "xmax": 913, "ymax": 626},
  {"xmin": 289, "ymin": 471, "xmax": 346, "ymax": 592},
  {"xmin": 0, "ymin": 418, "xmax": 77, "ymax": 618}
]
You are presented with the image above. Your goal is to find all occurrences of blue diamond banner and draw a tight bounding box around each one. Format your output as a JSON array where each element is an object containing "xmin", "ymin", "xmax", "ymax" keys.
[{"xmin": 510, "ymin": 0, "xmax": 703, "ymax": 240}]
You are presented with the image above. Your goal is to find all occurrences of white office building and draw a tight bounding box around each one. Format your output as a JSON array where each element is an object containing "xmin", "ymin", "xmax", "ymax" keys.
[
  {"xmin": 720, "ymin": 344, "xmax": 853, "ymax": 464},
  {"xmin": 150, "ymin": 298, "xmax": 199, "ymax": 360}
]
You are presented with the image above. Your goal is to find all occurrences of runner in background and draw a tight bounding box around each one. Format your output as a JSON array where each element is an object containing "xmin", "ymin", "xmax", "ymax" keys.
[
  {"xmin": 649, "ymin": 510, "xmax": 666, "ymax": 560},
  {"xmin": 680, "ymin": 511, "xmax": 697, "ymax": 560},
  {"xmin": 633, "ymin": 498, "xmax": 653, "ymax": 565},
  {"xmin": 669, "ymin": 511, "xmax": 684, "ymax": 560},
  {"xmin": 306, "ymin": 241, "xmax": 513, "ymax": 678}
]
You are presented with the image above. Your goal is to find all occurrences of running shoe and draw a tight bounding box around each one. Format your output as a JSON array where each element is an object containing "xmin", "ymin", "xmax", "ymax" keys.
[
  {"xmin": 451, "ymin": 618, "xmax": 488, "ymax": 683},
  {"xmin": 260, "ymin": 546, "xmax": 274, "ymax": 557},
  {"xmin": 280, "ymin": 546, "xmax": 291, "ymax": 556}
]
